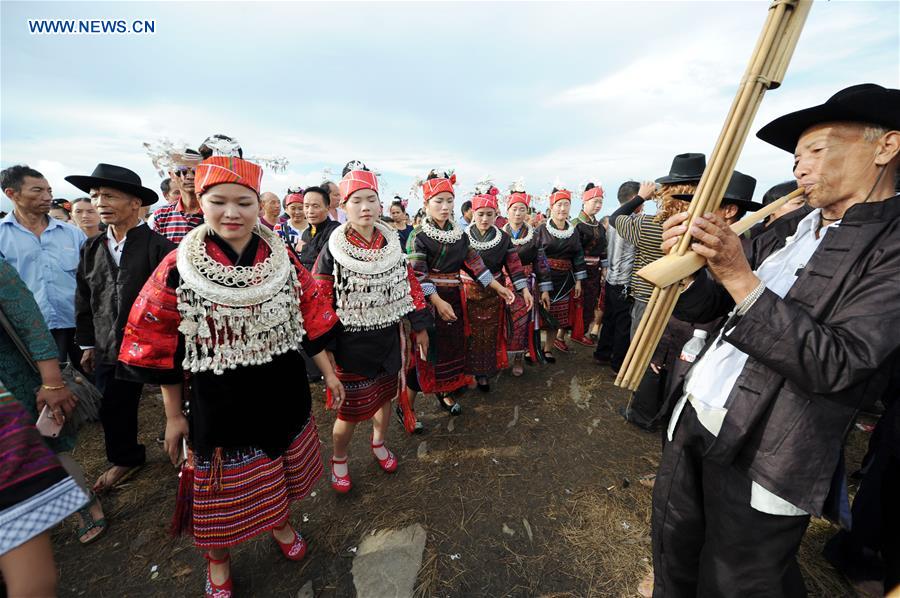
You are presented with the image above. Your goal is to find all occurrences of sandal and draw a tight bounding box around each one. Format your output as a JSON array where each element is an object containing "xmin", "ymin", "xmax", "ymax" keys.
[
  {"xmin": 330, "ymin": 456, "xmax": 352, "ymax": 494},
  {"xmin": 272, "ymin": 525, "xmax": 307, "ymax": 561},
  {"xmin": 204, "ymin": 552, "xmax": 233, "ymax": 598},
  {"xmin": 552, "ymin": 339, "xmax": 569, "ymax": 353},
  {"xmin": 436, "ymin": 393, "xmax": 462, "ymax": 416},
  {"xmin": 92, "ymin": 464, "xmax": 142, "ymax": 495},
  {"xmin": 75, "ymin": 492, "xmax": 107, "ymax": 545},
  {"xmin": 371, "ymin": 439, "xmax": 398, "ymax": 473}
]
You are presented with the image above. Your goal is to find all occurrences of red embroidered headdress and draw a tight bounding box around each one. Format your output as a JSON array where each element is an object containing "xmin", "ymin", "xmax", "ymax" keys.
[
  {"xmin": 339, "ymin": 161, "xmax": 379, "ymax": 202},
  {"xmin": 582, "ymin": 183, "xmax": 604, "ymax": 202},
  {"xmin": 284, "ymin": 193, "xmax": 304, "ymax": 206},
  {"xmin": 549, "ymin": 188, "xmax": 572, "ymax": 207},
  {"xmin": 195, "ymin": 156, "xmax": 263, "ymax": 196},
  {"xmin": 507, "ymin": 192, "xmax": 530, "ymax": 208},
  {"xmin": 422, "ymin": 169, "xmax": 456, "ymax": 201},
  {"xmin": 471, "ymin": 185, "xmax": 500, "ymax": 211}
]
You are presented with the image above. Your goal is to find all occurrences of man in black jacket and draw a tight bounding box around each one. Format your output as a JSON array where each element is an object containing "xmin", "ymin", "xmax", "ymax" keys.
[
  {"xmin": 650, "ymin": 84, "xmax": 900, "ymax": 596},
  {"xmin": 69, "ymin": 164, "xmax": 175, "ymax": 493}
]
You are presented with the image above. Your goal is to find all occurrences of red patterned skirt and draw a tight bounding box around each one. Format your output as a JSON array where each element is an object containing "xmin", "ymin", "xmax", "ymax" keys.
[
  {"xmin": 412, "ymin": 274, "xmax": 472, "ymax": 393},
  {"xmin": 191, "ymin": 417, "xmax": 322, "ymax": 549},
  {"xmin": 335, "ymin": 369, "xmax": 398, "ymax": 422},
  {"xmin": 505, "ymin": 266, "xmax": 533, "ymax": 355},
  {"xmin": 463, "ymin": 274, "xmax": 508, "ymax": 377},
  {"xmin": 544, "ymin": 259, "xmax": 582, "ymax": 335}
]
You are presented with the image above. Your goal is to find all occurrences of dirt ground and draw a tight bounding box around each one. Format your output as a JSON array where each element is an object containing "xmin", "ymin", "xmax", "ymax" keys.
[{"xmin": 53, "ymin": 343, "xmax": 868, "ymax": 597}]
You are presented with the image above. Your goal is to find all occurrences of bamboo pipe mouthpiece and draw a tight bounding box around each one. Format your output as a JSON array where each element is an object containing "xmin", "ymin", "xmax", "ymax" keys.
[{"xmin": 636, "ymin": 187, "xmax": 805, "ymax": 289}]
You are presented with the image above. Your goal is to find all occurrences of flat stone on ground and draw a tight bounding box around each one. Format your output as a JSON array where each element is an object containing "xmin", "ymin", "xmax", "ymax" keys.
[{"xmin": 351, "ymin": 523, "xmax": 427, "ymax": 598}]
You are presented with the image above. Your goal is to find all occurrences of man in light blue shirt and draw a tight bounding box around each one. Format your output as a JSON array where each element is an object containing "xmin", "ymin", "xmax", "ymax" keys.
[{"xmin": 1, "ymin": 165, "xmax": 87, "ymax": 364}]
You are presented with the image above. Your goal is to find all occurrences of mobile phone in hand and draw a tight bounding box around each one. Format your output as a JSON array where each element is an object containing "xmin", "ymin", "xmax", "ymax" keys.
[{"xmin": 36, "ymin": 405, "xmax": 64, "ymax": 438}]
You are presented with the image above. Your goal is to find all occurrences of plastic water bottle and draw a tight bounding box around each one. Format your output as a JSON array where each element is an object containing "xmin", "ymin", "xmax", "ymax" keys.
[{"xmin": 679, "ymin": 329, "xmax": 708, "ymax": 363}]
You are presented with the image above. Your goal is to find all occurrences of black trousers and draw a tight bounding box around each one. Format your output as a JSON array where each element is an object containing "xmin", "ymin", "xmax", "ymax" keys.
[
  {"xmin": 652, "ymin": 402, "xmax": 810, "ymax": 597},
  {"xmin": 95, "ymin": 362, "xmax": 146, "ymax": 467},
  {"xmin": 594, "ymin": 282, "xmax": 632, "ymax": 370},
  {"xmin": 50, "ymin": 327, "xmax": 83, "ymax": 368}
]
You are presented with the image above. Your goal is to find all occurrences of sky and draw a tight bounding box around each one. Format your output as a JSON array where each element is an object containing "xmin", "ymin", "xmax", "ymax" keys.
[{"xmin": 1, "ymin": 0, "xmax": 898, "ymax": 217}]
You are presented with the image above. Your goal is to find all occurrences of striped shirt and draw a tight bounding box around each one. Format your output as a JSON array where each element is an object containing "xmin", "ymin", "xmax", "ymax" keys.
[
  {"xmin": 149, "ymin": 201, "xmax": 204, "ymax": 244},
  {"xmin": 613, "ymin": 213, "xmax": 664, "ymax": 302}
]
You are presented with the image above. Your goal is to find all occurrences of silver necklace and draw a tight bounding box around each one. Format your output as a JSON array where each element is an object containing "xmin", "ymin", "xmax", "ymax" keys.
[
  {"xmin": 422, "ymin": 217, "xmax": 464, "ymax": 244},
  {"xmin": 466, "ymin": 224, "xmax": 503, "ymax": 251},
  {"xmin": 545, "ymin": 220, "xmax": 576, "ymax": 240},
  {"xmin": 329, "ymin": 221, "xmax": 404, "ymax": 275},
  {"xmin": 505, "ymin": 223, "xmax": 534, "ymax": 246}
]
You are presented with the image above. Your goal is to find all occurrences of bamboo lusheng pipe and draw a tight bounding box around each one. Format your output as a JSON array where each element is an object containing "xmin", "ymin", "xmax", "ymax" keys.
[
  {"xmin": 635, "ymin": 188, "xmax": 806, "ymax": 289},
  {"xmin": 614, "ymin": 0, "xmax": 812, "ymax": 391}
]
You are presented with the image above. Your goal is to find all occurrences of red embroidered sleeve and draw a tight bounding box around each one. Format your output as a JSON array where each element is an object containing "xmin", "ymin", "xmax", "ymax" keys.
[
  {"xmin": 118, "ymin": 252, "xmax": 181, "ymax": 370},
  {"xmin": 291, "ymin": 252, "xmax": 338, "ymax": 341},
  {"xmin": 406, "ymin": 264, "xmax": 428, "ymax": 311}
]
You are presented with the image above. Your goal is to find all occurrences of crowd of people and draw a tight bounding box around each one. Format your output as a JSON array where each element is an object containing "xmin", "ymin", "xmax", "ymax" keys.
[{"xmin": 0, "ymin": 83, "xmax": 898, "ymax": 598}]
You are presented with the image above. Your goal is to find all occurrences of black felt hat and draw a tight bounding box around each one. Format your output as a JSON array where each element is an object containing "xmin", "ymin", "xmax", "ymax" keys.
[
  {"xmin": 655, "ymin": 153, "xmax": 706, "ymax": 185},
  {"xmin": 757, "ymin": 83, "xmax": 900, "ymax": 153},
  {"xmin": 66, "ymin": 164, "xmax": 158, "ymax": 206},
  {"xmin": 673, "ymin": 170, "xmax": 762, "ymax": 212}
]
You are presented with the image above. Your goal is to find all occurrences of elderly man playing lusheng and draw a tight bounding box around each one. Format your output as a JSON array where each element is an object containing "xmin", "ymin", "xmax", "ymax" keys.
[{"xmin": 650, "ymin": 83, "xmax": 900, "ymax": 596}]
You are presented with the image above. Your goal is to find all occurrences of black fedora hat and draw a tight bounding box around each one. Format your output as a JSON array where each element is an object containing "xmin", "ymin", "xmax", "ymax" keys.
[
  {"xmin": 757, "ymin": 83, "xmax": 900, "ymax": 153},
  {"xmin": 673, "ymin": 170, "xmax": 762, "ymax": 212},
  {"xmin": 655, "ymin": 153, "xmax": 706, "ymax": 185},
  {"xmin": 66, "ymin": 164, "xmax": 158, "ymax": 206}
]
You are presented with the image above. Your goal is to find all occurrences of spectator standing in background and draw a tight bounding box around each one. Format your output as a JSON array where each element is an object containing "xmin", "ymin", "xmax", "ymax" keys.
[
  {"xmin": 0, "ymin": 165, "xmax": 87, "ymax": 365},
  {"xmin": 71, "ymin": 197, "xmax": 102, "ymax": 237}
]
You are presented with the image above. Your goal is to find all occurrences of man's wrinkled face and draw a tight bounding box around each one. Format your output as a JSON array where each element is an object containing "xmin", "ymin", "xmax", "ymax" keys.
[
  {"xmin": 6, "ymin": 176, "xmax": 52, "ymax": 214},
  {"xmin": 793, "ymin": 122, "xmax": 880, "ymax": 210}
]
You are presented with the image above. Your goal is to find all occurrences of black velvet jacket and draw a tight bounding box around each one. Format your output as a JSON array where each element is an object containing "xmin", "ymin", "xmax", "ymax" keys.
[
  {"xmin": 75, "ymin": 224, "xmax": 175, "ymax": 366},
  {"xmin": 666, "ymin": 195, "xmax": 900, "ymax": 518}
]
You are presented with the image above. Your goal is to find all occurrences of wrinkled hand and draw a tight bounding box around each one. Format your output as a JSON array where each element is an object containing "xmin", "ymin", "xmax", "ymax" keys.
[
  {"xmin": 414, "ymin": 329, "xmax": 429, "ymax": 361},
  {"xmin": 663, "ymin": 211, "xmax": 758, "ymax": 302},
  {"xmin": 80, "ymin": 349, "xmax": 95, "ymax": 374},
  {"xmin": 164, "ymin": 414, "xmax": 189, "ymax": 466},
  {"xmin": 638, "ymin": 180, "xmax": 656, "ymax": 200},
  {"xmin": 688, "ymin": 213, "xmax": 753, "ymax": 286},
  {"xmin": 325, "ymin": 373, "xmax": 346, "ymax": 411},
  {"xmin": 540, "ymin": 291, "xmax": 551, "ymax": 310},
  {"xmin": 435, "ymin": 298, "xmax": 457, "ymax": 322},
  {"xmin": 497, "ymin": 286, "xmax": 515, "ymax": 305},
  {"xmin": 37, "ymin": 386, "xmax": 77, "ymax": 420},
  {"xmin": 522, "ymin": 288, "xmax": 534, "ymax": 311},
  {"xmin": 574, "ymin": 280, "xmax": 583, "ymax": 299},
  {"xmin": 660, "ymin": 212, "xmax": 691, "ymax": 254}
]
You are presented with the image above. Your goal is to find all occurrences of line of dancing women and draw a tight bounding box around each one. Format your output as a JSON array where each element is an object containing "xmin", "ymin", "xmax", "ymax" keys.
[{"xmin": 118, "ymin": 157, "xmax": 606, "ymax": 598}]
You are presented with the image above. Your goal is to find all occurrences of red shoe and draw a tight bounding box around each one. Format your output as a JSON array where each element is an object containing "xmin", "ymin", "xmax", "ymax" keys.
[
  {"xmin": 204, "ymin": 552, "xmax": 233, "ymax": 598},
  {"xmin": 371, "ymin": 440, "xmax": 398, "ymax": 473},
  {"xmin": 570, "ymin": 335, "xmax": 595, "ymax": 347},
  {"xmin": 330, "ymin": 456, "xmax": 352, "ymax": 494},
  {"xmin": 553, "ymin": 339, "xmax": 569, "ymax": 353},
  {"xmin": 272, "ymin": 525, "xmax": 308, "ymax": 561}
]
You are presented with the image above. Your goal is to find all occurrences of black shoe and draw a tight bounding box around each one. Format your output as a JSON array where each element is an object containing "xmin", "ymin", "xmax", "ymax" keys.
[
  {"xmin": 543, "ymin": 352, "xmax": 556, "ymax": 364},
  {"xmin": 476, "ymin": 377, "xmax": 490, "ymax": 392},
  {"xmin": 156, "ymin": 430, "xmax": 165, "ymax": 444},
  {"xmin": 436, "ymin": 394, "xmax": 462, "ymax": 416},
  {"xmin": 395, "ymin": 405, "xmax": 424, "ymax": 433}
]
